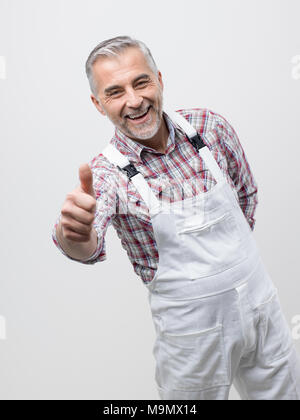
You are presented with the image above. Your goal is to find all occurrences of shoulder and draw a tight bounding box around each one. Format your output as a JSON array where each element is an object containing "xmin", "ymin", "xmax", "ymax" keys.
[
  {"xmin": 86, "ymin": 150, "xmax": 120, "ymax": 199},
  {"xmin": 175, "ymin": 107, "xmax": 234, "ymax": 132},
  {"xmin": 175, "ymin": 107, "xmax": 238, "ymax": 148},
  {"xmin": 89, "ymin": 151, "xmax": 117, "ymax": 177}
]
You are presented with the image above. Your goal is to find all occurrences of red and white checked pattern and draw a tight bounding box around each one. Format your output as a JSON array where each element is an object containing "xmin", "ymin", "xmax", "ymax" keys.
[{"xmin": 52, "ymin": 108, "xmax": 258, "ymax": 284}]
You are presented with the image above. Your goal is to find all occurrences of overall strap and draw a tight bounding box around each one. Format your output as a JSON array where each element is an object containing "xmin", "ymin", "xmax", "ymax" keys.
[
  {"xmin": 101, "ymin": 143, "xmax": 160, "ymax": 214},
  {"xmin": 166, "ymin": 109, "xmax": 225, "ymax": 184},
  {"xmin": 101, "ymin": 109, "xmax": 225, "ymax": 213}
]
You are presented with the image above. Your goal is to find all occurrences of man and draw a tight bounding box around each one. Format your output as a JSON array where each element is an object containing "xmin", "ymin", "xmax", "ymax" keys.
[{"xmin": 52, "ymin": 36, "xmax": 300, "ymax": 400}]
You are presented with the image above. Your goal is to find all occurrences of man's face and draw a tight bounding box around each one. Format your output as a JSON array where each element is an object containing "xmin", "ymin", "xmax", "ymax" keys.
[{"xmin": 90, "ymin": 47, "xmax": 164, "ymax": 142}]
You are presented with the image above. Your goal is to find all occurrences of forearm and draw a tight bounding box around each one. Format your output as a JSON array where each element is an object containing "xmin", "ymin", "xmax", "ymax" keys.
[
  {"xmin": 55, "ymin": 221, "xmax": 98, "ymax": 261},
  {"xmin": 237, "ymin": 185, "xmax": 258, "ymax": 231},
  {"xmin": 214, "ymin": 112, "xmax": 258, "ymax": 230}
]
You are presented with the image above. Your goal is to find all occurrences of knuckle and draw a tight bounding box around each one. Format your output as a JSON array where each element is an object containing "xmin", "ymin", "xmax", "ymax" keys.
[
  {"xmin": 79, "ymin": 224, "xmax": 89, "ymax": 235},
  {"xmin": 66, "ymin": 192, "xmax": 76, "ymax": 202},
  {"xmin": 85, "ymin": 224, "xmax": 93, "ymax": 234},
  {"xmin": 86, "ymin": 213, "xmax": 95, "ymax": 224},
  {"xmin": 65, "ymin": 231, "xmax": 87, "ymax": 242},
  {"xmin": 64, "ymin": 231, "xmax": 74, "ymax": 241},
  {"xmin": 61, "ymin": 205, "xmax": 71, "ymax": 216},
  {"xmin": 64, "ymin": 224, "xmax": 75, "ymax": 235},
  {"xmin": 87, "ymin": 198, "xmax": 96, "ymax": 212},
  {"xmin": 60, "ymin": 216, "xmax": 70, "ymax": 228}
]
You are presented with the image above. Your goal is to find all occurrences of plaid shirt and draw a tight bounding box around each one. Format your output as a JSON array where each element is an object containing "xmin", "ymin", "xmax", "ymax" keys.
[{"xmin": 52, "ymin": 108, "xmax": 258, "ymax": 284}]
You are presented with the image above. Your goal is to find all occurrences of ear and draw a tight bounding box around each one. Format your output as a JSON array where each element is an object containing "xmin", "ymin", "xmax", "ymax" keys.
[
  {"xmin": 90, "ymin": 94, "xmax": 106, "ymax": 116},
  {"xmin": 157, "ymin": 71, "xmax": 164, "ymax": 91}
]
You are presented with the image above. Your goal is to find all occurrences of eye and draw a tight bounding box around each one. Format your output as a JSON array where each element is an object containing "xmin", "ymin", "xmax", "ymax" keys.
[
  {"xmin": 110, "ymin": 91, "xmax": 121, "ymax": 96},
  {"xmin": 136, "ymin": 80, "xmax": 149, "ymax": 88}
]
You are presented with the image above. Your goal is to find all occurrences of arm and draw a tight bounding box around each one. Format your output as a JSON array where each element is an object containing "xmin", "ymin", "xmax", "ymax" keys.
[
  {"xmin": 215, "ymin": 113, "xmax": 258, "ymax": 230},
  {"xmin": 52, "ymin": 157, "xmax": 117, "ymax": 264},
  {"xmin": 54, "ymin": 220, "xmax": 98, "ymax": 261}
]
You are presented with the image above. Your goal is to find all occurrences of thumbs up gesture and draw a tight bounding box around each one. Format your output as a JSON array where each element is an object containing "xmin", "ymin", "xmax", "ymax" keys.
[
  {"xmin": 79, "ymin": 163, "xmax": 96, "ymax": 199},
  {"xmin": 59, "ymin": 164, "xmax": 97, "ymax": 243}
]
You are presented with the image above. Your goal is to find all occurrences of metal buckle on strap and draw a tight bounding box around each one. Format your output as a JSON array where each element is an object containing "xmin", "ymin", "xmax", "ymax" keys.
[
  {"xmin": 121, "ymin": 163, "xmax": 140, "ymax": 179},
  {"xmin": 189, "ymin": 133, "xmax": 206, "ymax": 151}
]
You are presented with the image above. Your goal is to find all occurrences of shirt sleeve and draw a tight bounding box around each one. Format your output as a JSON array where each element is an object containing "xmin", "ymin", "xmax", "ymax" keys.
[
  {"xmin": 51, "ymin": 155, "xmax": 117, "ymax": 264},
  {"xmin": 214, "ymin": 113, "xmax": 258, "ymax": 231}
]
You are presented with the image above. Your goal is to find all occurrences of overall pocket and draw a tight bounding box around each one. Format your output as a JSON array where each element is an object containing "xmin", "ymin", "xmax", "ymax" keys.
[
  {"xmin": 154, "ymin": 324, "xmax": 229, "ymax": 391},
  {"xmin": 256, "ymin": 289, "xmax": 293, "ymax": 364},
  {"xmin": 177, "ymin": 211, "xmax": 245, "ymax": 279}
]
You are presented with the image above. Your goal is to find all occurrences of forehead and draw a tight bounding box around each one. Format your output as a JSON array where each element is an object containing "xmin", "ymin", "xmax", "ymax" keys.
[{"xmin": 92, "ymin": 47, "xmax": 154, "ymax": 91}]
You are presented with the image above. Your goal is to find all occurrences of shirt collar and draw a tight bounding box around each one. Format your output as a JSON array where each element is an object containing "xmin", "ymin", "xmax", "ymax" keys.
[{"xmin": 110, "ymin": 111, "xmax": 179, "ymax": 163}]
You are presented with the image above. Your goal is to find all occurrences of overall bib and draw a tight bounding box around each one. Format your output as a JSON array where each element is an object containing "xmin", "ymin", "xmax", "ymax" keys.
[{"xmin": 102, "ymin": 110, "xmax": 300, "ymax": 400}]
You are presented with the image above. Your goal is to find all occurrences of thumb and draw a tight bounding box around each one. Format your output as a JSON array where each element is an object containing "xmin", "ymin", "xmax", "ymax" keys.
[{"xmin": 79, "ymin": 163, "xmax": 95, "ymax": 198}]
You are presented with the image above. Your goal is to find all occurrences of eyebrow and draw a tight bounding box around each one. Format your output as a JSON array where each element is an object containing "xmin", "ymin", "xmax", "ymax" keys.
[{"xmin": 104, "ymin": 73, "xmax": 151, "ymax": 95}]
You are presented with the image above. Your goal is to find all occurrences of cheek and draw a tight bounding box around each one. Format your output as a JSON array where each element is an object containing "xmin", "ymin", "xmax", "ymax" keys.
[
  {"xmin": 151, "ymin": 85, "xmax": 163, "ymax": 100},
  {"xmin": 104, "ymin": 101, "xmax": 122, "ymax": 119},
  {"xmin": 145, "ymin": 89, "xmax": 161, "ymax": 107},
  {"xmin": 152, "ymin": 91, "xmax": 163, "ymax": 109}
]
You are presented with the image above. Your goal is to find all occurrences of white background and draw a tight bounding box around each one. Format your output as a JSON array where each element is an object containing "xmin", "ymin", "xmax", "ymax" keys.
[{"xmin": 0, "ymin": 0, "xmax": 299, "ymax": 400}]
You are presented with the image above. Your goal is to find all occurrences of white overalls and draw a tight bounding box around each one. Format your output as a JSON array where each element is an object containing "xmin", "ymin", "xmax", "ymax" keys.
[{"xmin": 102, "ymin": 110, "xmax": 300, "ymax": 400}]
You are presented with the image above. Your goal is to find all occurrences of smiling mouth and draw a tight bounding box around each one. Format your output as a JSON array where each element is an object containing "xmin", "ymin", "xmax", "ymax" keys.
[{"xmin": 125, "ymin": 106, "xmax": 151, "ymax": 121}]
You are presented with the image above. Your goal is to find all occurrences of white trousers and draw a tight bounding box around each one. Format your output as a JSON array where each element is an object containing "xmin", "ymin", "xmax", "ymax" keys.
[{"xmin": 149, "ymin": 257, "xmax": 300, "ymax": 400}]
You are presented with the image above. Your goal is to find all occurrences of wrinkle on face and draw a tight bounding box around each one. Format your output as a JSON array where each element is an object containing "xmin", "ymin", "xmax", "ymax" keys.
[{"xmin": 91, "ymin": 47, "xmax": 166, "ymax": 144}]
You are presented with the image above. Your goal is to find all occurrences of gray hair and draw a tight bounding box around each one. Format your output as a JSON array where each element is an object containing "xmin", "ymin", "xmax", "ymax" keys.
[{"xmin": 85, "ymin": 36, "xmax": 158, "ymax": 99}]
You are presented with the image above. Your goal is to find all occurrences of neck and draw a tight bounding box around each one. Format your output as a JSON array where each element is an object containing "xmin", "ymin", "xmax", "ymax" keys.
[{"xmin": 132, "ymin": 114, "xmax": 169, "ymax": 154}]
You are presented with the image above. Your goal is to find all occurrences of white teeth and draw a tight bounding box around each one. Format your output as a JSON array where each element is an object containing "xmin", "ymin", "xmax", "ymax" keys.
[
  {"xmin": 128, "ymin": 108, "xmax": 149, "ymax": 119},
  {"xmin": 129, "ymin": 113, "xmax": 145, "ymax": 119}
]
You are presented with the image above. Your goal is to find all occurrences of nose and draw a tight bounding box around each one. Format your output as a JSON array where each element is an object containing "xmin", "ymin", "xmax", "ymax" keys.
[{"xmin": 125, "ymin": 88, "xmax": 143, "ymax": 109}]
